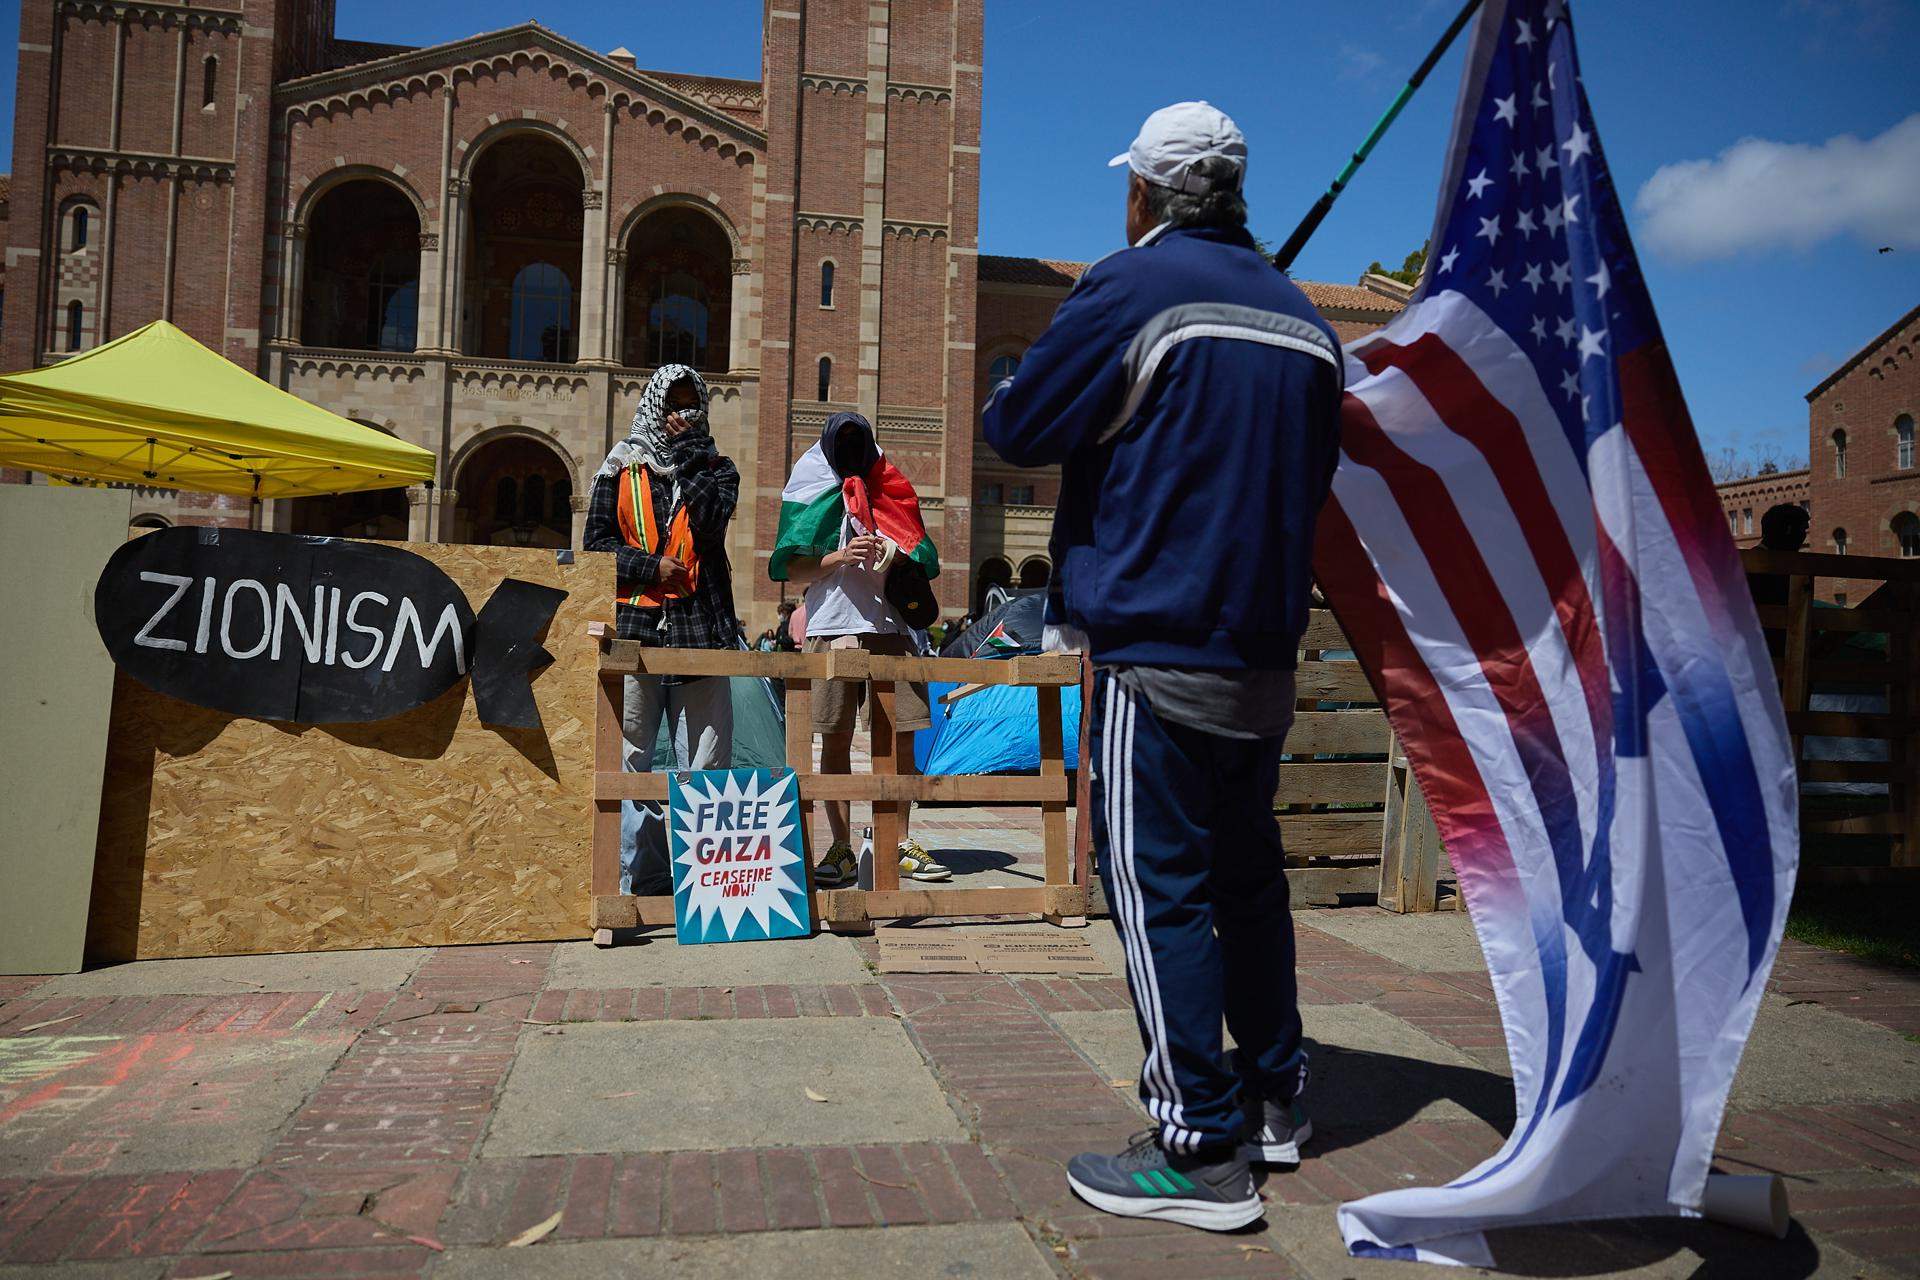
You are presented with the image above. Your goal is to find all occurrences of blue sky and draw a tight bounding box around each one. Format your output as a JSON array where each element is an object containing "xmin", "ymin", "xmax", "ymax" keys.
[{"xmin": 3, "ymin": 0, "xmax": 1915, "ymax": 463}]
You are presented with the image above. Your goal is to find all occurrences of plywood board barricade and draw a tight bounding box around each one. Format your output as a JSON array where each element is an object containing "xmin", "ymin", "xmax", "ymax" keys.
[
  {"xmin": 0, "ymin": 483, "xmax": 132, "ymax": 974},
  {"xmin": 86, "ymin": 543, "xmax": 614, "ymax": 961}
]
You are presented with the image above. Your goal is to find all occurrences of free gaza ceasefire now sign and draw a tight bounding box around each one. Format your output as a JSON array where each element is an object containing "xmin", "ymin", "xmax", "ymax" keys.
[
  {"xmin": 669, "ymin": 769, "xmax": 812, "ymax": 944},
  {"xmin": 95, "ymin": 527, "xmax": 566, "ymax": 729}
]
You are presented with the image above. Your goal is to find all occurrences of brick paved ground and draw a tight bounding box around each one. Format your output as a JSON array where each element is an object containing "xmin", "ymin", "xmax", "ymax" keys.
[{"xmin": 3, "ymin": 818, "xmax": 1918, "ymax": 1278}]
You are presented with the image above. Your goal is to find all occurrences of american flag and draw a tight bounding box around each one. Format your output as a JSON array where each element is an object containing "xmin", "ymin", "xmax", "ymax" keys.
[{"xmin": 1317, "ymin": 0, "xmax": 1800, "ymax": 1262}]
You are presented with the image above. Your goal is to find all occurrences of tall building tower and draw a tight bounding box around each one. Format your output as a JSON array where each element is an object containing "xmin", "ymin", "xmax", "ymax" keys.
[
  {"xmin": 4, "ymin": 0, "xmax": 336, "ymax": 519},
  {"xmin": 754, "ymin": 0, "xmax": 982, "ymax": 615}
]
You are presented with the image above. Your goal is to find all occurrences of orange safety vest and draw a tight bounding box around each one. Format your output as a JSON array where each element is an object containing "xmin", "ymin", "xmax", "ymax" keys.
[{"xmin": 615, "ymin": 464, "xmax": 700, "ymax": 608}]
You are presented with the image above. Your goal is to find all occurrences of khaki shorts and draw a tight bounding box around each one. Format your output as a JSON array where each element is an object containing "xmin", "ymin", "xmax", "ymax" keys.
[{"xmin": 806, "ymin": 633, "xmax": 933, "ymax": 734}]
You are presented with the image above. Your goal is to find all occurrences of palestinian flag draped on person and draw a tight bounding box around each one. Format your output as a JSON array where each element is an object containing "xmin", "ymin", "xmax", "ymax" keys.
[{"xmin": 769, "ymin": 410, "xmax": 940, "ymax": 583}]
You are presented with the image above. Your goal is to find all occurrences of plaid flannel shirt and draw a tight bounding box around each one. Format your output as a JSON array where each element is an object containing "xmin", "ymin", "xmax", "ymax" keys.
[{"xmin": 583, "ymin": 441, "xmax": 742, "ymax": 663}]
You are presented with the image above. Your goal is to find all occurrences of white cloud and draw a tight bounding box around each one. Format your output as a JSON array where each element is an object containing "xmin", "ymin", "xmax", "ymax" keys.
[
  {"xmin": 1337, "ymin": 43, "xmax": 1384, "ymax": 81},
  {"xmin": 1633, "ymin": 113, "xmax": 1920, "ymax": 260}
]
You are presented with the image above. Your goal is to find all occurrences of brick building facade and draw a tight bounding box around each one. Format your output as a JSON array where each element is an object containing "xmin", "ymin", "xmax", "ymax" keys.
[
  {"xmin": 3, "ymin": 0, "xmax": 1401, "ymax": 625},
  {"xmin": 1716, "ymin": 300, "xmax": 1918, "ymax": 601}
]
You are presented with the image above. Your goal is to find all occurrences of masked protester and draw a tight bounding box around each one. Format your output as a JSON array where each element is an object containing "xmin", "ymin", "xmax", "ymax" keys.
[
  {"xmin": 983, "ymin": 103, "xmax": 1343, "ymax": 1232},
  {"xmin": 583, "ymin": 364, "xmax": 742, "ymax": 896},
  {"xmin": 770, "ymin": 410, "xmax": 950, "ymax": 887}
]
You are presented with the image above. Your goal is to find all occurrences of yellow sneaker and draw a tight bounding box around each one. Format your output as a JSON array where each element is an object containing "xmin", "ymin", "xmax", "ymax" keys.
[
  {"xmin": 813, "ymin": 841, "xmax": 857, "ymax": 888},
  {"xmin": 898, "ymin": 837, "xmax": 952, "ymax": 882}
]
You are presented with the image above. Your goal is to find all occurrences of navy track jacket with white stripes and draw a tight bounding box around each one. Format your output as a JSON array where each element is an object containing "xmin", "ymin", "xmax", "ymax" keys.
[{"xmin": 982, "ymin": 223, "xmax": 1345, "ymax": 673}]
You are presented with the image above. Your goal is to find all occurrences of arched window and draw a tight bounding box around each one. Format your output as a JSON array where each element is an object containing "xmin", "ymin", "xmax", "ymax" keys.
[
  {"xmin": 988, "ymin": 352, "xmax": 1020, "ymax": 383},
  {"xmin": 201, "ymin": 55, "xmax": 217, "ymax": 108},
  {"xmin": 820, "ymin": 260, "xmax": 835, "ymax": 308},
  {"xmin": 1833, "ymin": 527, "xmax": 1849, "ymax": 556},
  {"xmin": 66, "ymin": 300, "xmax": 83, "ymax": 351},
  {"xmin": 1833, "ymin": 428, "xmax": 1848, "ymax": 478},
  {"xmin": 509, "ymin": 262, "xmax": 574, "ymax": 362},
  {"xmin": 1893, "ymin": 512, "xmax": 1920, "ymax": 558},
  {"xmin": 369, "ymin": 252, "xmax": 418, "ymax": 352},
  {"xmin": 1898, "ymin": 415, "xmax": 1914, "ymax": 470},
  {"xmin": 70, "ymin": 207, "xmax": 88, "ymax": 251},
  {"xmin": 817, "ymin": 356, "xmax": 832, "ymax": 402},
  {"xmin": 649, "ymin": 270, "xmax": 709, "ymax": 367}
]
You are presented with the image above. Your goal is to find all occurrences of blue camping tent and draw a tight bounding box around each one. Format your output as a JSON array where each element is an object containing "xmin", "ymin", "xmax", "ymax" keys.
[
  {"xmin": 921, "ymin": 588, "xmax": 1083, "ymax": 774},
  {"xmin": 915, "ymin": 680, "xmax": 1081, "ymax": 775}
]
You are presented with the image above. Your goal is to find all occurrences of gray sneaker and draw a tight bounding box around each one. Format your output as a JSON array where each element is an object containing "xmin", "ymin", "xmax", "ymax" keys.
[
  {"xmin": 1231, "ymin": 1050, "xmax": 1311, "ymax": 1165},
  {"xmin": 1239, "ymin": 1092, "xmax": 1312, "ymax": 1165},
  {"xmin": 1065, "ymin": 1129, "xmax": 1262, "ymax": 1232}
]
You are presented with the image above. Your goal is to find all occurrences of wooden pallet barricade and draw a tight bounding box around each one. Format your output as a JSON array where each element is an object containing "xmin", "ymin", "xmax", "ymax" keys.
[
  {"xmin": 1744, "ymin": 547, "xmax": 1920, "ymax": 881},
  {"xmin": 1277, "ymin": 607, "xmax": 1402, "ymax": 907},
  {"xmin": 586, "ymin": 629, "xmax": 1090, "ymax": 940}
]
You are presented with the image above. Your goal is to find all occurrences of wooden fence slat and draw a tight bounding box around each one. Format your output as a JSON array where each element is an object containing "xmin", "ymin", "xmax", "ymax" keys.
[
  {"xmin": 1293, "ymin": 660, "xmax": 1379, "ymax": 705},
  {"xmin": 1800, "ymin": 759, "xmax": 1901, "ymax": 784},
  {"xmin": 1287, "ymin": 865, "xmax": 1378, "ymax": 906},
  {"xmin": 1278, "ymin": 811, "xmax": 1381, "ymax": 856},
  {"xmin": 1300, "ymin": 609, "xmax": 1349, "ymax": 651},
  {"xmin": 1274, "ymin": 762, "xmax": 1388, "ymax": 805},
  {"xmin": 1903, "ymin": 583, "xmax": 1920, "ymax": 868},
  {"xmin": 1742, "ymin": 547, "xmax": 1920, "ymax": 583},
  {"xmin": 1756, "ymin": 604, "xmax": 1907, "ymax": 634},
  {"xmin": 1287, "ymin": 710, "xmax": 1391, "ymax": 756},
  {"xmin": 1789, "ymin": 710, "xmax": 1912, "ymax": 738},
  {"xmin": 600, "ymin": 644, "xmax": 1081, "ymax": 684},
  {"xmin": 594, "ymin": 772, "xmax": 1072, "ymax": 803}
]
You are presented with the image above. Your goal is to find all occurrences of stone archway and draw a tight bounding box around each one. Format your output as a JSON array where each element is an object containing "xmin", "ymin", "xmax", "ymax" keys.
[
  {"xmin": 975, "ymin": 556, "xmax": 1012, "ymax": 616},
  {"xmin": 1017, "ymin": 556, "xmax": 1052, "ymax": 589},
  {"xmin": 622, "ymin": 204, "xmax": 734, "ymax": 372},
  {"xmin": 452, "ymin": 432, "xmax": 574, "ymax": 547},
  {"xmin": 301, "ymin": 179, "xmax": 422, "ymax": 351},
  {"xmin": 464, "ymin": 133, "xmax": 586, "ymax": 362}
]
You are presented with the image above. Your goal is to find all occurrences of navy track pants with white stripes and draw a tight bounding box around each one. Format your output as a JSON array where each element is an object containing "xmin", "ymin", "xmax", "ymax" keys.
[{"xmin": 1091, "ymin": 669, "xmax": 1306, "ymax": 1158}]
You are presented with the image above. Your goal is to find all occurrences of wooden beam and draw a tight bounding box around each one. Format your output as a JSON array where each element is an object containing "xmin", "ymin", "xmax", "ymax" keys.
[
  {"xmin": 1037, "ymin": 683, "xmax": 1071, "ymax": 923},
  {"xmin": 1804, "ymin": 812, "xmax": 1908, "ymax": 837},
  {"xmin": 1300, "ymin": 609, "xmax": 1350, "ymax": 651},
  {"xmin": 594, "ymin": 772, "xmax": 1072, "ymax": 803},
  {"xmin": 1741, "ymin": 547, "xmax": 1920, "ymax": 584},
  {"xmin": 1790, "ymin": 710, "xmax": 1912, "ymax": 739},
  {"xmin": 1277, "ymin": 810, "xmax": 1384, "ymax": 856},
  {"xmin": 1800, "ymin": 759, "xmax": 1901, "ymax": 784},
  {"xmin": 1274, "ymin": 761, "xmax": 1389, "ymax": 806},
  {"xmin": 1293, "ymin": 660, "xmax": 1379, "ymax": 705},
  {"xmin": 1757, "ymin": 605, "xmax": 1910, "ymax": 635},
  {"xmin": 1286, "ymin": 865, "xmax": 1378, "ymax": 906},
  {"xmin": 1287, "ymin": 710, "xmax": 1390, "ymax": 756},
  {"xmin": 591, "ymin": 672, "xmax": 624, "ymax": 904},
  {"xmin": 598, "ymin": 644, "xmax": 1081, "ymax": 684}
]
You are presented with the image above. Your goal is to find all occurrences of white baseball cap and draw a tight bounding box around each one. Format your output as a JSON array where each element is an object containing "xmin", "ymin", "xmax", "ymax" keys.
[{"xmin": 1109, "ymin": 101, "xmax": 1247, "ymax": 194}]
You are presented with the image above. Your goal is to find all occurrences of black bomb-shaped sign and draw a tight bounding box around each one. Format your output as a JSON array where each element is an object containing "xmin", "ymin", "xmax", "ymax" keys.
[{"xmin": 96, "ymin": 527, "xmax": 567, "ymax": 729}]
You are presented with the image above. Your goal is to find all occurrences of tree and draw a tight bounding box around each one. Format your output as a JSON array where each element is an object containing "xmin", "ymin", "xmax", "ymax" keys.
[
  {"xmin": 1708, "ymin": 441, "xmax": 1805, "ymax": 484},
  {"xmin": 1366, "ymin": 240, "xmax": 1429, "ymax": 285}
]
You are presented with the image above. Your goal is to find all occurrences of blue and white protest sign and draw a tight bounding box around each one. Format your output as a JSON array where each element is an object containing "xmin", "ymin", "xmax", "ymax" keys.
[{"xmin": 668, "ymin": 769, "xmax": 812, "ymax": 944}]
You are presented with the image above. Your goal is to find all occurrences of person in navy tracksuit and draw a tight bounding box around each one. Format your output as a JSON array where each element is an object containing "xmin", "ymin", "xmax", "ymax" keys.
[{"xmin": 983, "ymin": 102, "xmax": 1344, "ymax": 1232}]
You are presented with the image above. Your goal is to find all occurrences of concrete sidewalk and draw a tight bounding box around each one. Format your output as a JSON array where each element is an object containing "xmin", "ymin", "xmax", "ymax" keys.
[{"xmin": 2, "ymin": 866, "xmax": 1918, "ymax": 1278}]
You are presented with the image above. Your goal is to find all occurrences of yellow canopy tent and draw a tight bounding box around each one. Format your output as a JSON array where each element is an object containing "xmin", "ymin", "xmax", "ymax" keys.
[{"xmin": 0, "ymin": 320, "xmax": 436, "ymax": 499}]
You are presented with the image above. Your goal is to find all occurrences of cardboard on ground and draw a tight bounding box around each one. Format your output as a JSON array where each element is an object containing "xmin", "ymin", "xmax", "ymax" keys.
[{"xmin": 876, "ymin": 931, "xmax": 1110, "ymax": 976}]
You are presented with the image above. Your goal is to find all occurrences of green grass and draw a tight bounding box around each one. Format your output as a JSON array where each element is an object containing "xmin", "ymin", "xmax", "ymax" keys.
[{"xmin": 1784, "ymin": 883, "xmax": 1920, "ymax": 970}]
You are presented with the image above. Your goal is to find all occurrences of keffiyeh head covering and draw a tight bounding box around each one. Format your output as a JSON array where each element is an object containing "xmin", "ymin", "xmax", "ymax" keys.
[{"xmin": 598, "ymin": 364, "xmax": 710, "ymax": 479}]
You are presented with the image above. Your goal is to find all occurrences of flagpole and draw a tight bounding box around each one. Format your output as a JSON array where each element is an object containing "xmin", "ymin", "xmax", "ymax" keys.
[{"xmin": 1272, "ymin": 0, "xmax": 1485, "ymax": 272}]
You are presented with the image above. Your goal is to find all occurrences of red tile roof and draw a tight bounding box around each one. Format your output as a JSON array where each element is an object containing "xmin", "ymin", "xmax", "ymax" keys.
[
  {"xmin": 978, "ymin": 256, "xmax": 1090, "ymax": 287},
  {"xmin": 1297, "ymin": 279, "xmax": 1405, "ymax": 316},
  {"xmin": 978, "ymin": 254, "xmax": 1406, "ymax": 320}
]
